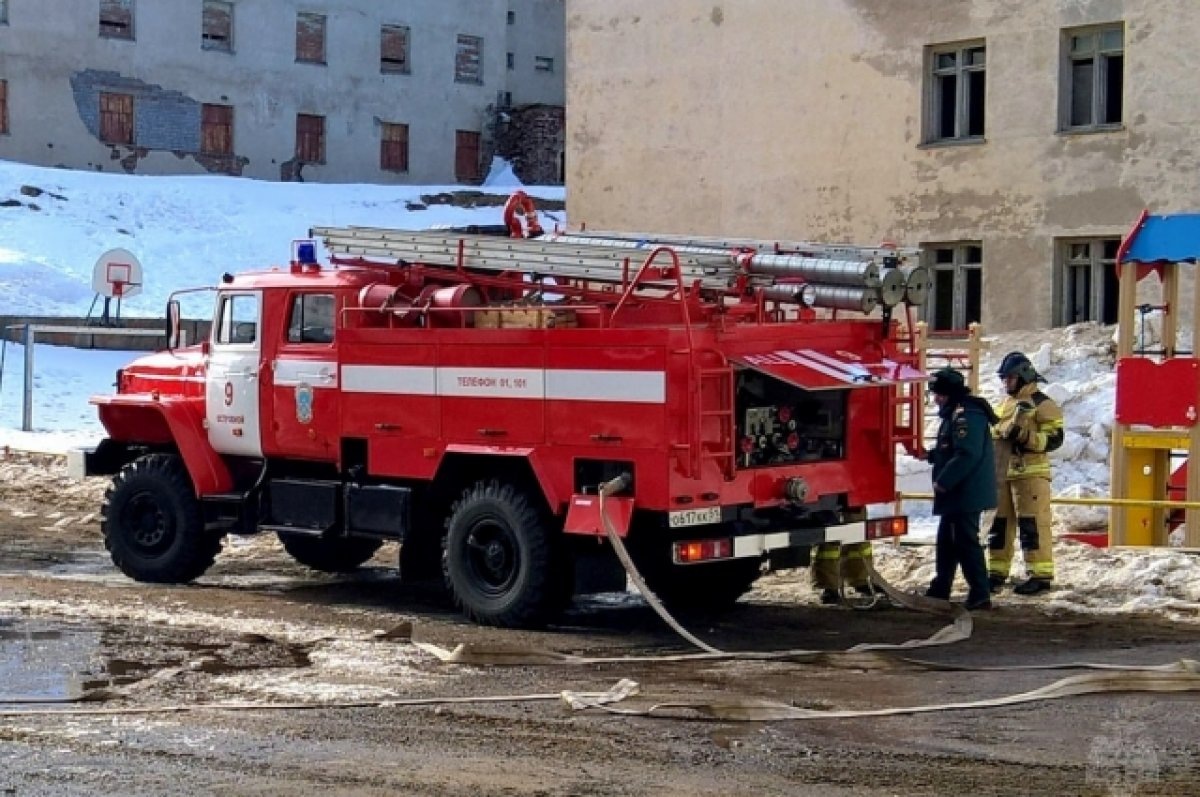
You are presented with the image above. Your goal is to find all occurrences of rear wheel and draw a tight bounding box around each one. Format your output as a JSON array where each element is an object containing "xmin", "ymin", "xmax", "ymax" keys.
[
  {"xmin": 277, "ymin": 533, "xmax": 383, "ymax": 573},
  {"xmin": 102, "ymin": 453, "xmax": 221, "ymax": 583},
  {"xmin": 442, "ymin": 480, "xmax": 556, "ymax": 627}
]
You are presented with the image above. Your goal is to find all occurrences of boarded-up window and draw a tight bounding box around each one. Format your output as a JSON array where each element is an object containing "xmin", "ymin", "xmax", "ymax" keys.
[
  {"xmin": 535, "ymin": 56, "xmax": 554, "ymax": 73},
  {"xmin": 296, "ymin": 13, "xmax": 326, "ymax": 64},
  {"xmin": 454, "ymin": 130, "xmax": 481, "ymax": 182},
  {"xmin": 381, "ymin": 24, "xmax": 410, "ymax": 74},
  {"xmin": 99, "ymin": 92, "xmax": 134, "ymax": 144},
  {"xmin": 381, "ymin": 123, "xmax": 409, "ymax": 172},
  {"xmin": 201, "ymin": 104, "xmax": 233, "ymax": 155},
  {"xmin": 202, "ymin": 1, "xmax": 233, "ymax": 51},
  {"xmin": 455, "ymin": 34, "xmax": 483, "ymax": 84},
  {"xmin": 100, "ymin": 0, "xmax": 134, "ymax": 40},
  {"xmin": 0, "ymin": 81, "xmax": 8, "ymax": 135},
  {"xmin": 296, "ymin": 113, "xmax": 325, "ymax": 163}
]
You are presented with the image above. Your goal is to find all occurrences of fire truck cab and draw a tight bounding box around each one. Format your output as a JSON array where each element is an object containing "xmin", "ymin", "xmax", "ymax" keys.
[{"xmin": 78, "ymin": 220, "xmax": 927, "ymax": 627}]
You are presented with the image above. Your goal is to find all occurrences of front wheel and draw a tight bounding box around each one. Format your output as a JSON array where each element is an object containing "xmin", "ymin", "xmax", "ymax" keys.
[
  {"xmin": 101, "ymin": 453, "xmax": 222, "ymax": 583},
  {"xmin": 442, "ymin": 480, "xmax": 555, "ymax": 627}
]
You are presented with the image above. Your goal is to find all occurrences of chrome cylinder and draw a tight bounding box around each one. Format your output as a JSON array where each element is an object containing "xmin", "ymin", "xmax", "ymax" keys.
[
  {"xmin": 745, "ymin": 254, "xmax": 880, "ymax": 288},
  {"xmin": 903, "ymin": 265, "xmax": 932, "ymax": 306},
  {"xmin": 809, "ymin": 285, "xmax": 879, "ymax": 314}
]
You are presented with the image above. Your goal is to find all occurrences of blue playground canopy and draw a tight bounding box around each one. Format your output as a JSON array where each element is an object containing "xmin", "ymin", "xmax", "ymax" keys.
[{"xmin": 1120, "ymin": 212, "xmax": 1200, "ymax": 264}]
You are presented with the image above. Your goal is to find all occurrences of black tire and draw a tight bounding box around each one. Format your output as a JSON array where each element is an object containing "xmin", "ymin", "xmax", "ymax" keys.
[
  {"xmin": 640, "ymin": 558, "xmax": 763, "ymax": 610},
  {"xmin": 101, "ymin": 453, "xmax": 221, "ymax": 584},
  {"xmin": 277, "ymin": 532, "xmax": 383, "ymax": 573},
  {"xmin": 442, "ymin": 480, "xmax": 555, "ymax": 627}
]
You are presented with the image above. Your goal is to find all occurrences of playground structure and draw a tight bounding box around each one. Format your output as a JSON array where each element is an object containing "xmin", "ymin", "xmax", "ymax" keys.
[{"xmin": 1110, "ymin": 212, "xmax": 1200, "ymax": 548}]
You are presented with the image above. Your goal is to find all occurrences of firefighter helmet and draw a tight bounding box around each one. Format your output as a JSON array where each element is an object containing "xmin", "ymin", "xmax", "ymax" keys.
[{"xmin": 997, "ymin": 351, "xmax": 1039, "ymax": 385}]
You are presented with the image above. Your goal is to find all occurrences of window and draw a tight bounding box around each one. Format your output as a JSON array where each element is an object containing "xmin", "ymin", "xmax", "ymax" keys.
[
  {"xmin": 455, "ymin": 34, "xmax": 483, "ymax": 84},
  {"xmin": 202, "ymin": 1, "xmax": 233, "ymax": 52},
  {"xmin": 1057, "ymin": 238, "xmax": 1120, "ymax": 326},
  {"xmin": 534, "ymin": 56, "xmax": 554, "ymax": 73},
  {"xmin": 507, "ymin": 10, "xmax": 515, "ymax": 25},
  {"xmin": 216, "ymin": 294, "xmax": 259, "ymax": 345},
  {"xmin": 287, "ymin": 294, "xmax": 335, "ymax": 344},
  {"xmin": 381, "ymin": 24, "xmax": 410, "ymax": 74},
  {"xmin": 381, "ymin": 122, "xmax": 409, "ymax": 172},
  {"xmin": 201, "ymin": 104, "xmax": 233, "ymax": 155},
  {"xmin": 506, "ymin": 52, "xmax": 514, "ymax": 70},
  {"xmin": 99, "ymin": 92, "xmax": 134, "ymax": 145},
  {"xmin": 1063, "ymin": 25, "xmax": 1124, "ymax": 130},
  {"xmin": 0, "ymin": 81, "xmax": 7, "ymax": 135},
  {"xmin": 295, "ymin": 113, "xmax": 325, "ymax": 163},
  {"xmin": 455, "ymin": 130, "xmax": 481, "ymax": 182},
  {"xmin": 0, "ymin": 0, "xmax": 9, "ymax": 24},
  {"xmin": 924, "ymin": 244, "xmax": 982, "ymax": 331},
  {"xmin": 100, "ymin": 0, "xmax": 134, "ymax": 40},
  {"xmin": 926, "ymin": 42, "xmax": 985, "ymax": 143},
  {"xmin": 296, "ymin": 12, "xmax": 326, "ymax": 64}
]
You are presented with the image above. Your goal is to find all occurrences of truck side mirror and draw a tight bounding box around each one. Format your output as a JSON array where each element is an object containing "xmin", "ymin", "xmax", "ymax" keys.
[{"xmin": 165, "ymin": 299, "xmax": 182, "ymax": 352}]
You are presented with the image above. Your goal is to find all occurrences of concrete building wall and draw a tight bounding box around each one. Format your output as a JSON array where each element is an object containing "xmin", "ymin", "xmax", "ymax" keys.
[
  {"xmin": 565, "ymin": 0, "xmax": 1200, "ymax": 331},
  {"xmin": 0, "ymin": 0, "xmax": 565, "ymax": 184},
  {"xmin": 505, "ymin": 0, "xmax": 567, "ymax": 106}
]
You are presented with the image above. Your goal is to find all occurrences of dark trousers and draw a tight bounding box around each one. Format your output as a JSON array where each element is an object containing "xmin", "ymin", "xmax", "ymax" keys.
[{"xmin": 928, "ymin": 512, "xmax": 990, "ymax": 603}]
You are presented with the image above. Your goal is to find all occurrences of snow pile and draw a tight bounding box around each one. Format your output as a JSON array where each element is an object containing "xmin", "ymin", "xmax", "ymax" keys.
[
  {"xmin": 0, "ymin": 159, "xmax": 562, "ymax": 318},
  {"xmin": 901, "ymin": 322, "xmax": 1118, "ymax": 536}
]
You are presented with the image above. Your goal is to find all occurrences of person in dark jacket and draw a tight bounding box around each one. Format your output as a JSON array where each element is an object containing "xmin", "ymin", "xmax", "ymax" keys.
[{"xmin": 926, "ymin": 367, "xmax": 998, "ymax": 610}]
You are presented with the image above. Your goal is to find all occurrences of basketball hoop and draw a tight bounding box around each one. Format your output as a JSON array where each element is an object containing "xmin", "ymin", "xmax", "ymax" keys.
[{"xmin": 88, "ymin": 248, "xmax": 144, "ymax": 326}]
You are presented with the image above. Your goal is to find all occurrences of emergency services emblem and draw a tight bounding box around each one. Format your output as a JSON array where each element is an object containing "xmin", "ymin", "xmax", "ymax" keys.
[{"xmin": 295, "ymin": 384, "xmax": 314, "ymax": 424}]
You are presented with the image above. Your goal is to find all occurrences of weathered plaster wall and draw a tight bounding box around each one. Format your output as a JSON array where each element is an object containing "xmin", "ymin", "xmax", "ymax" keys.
[
  {"xmin": 565, "ymin": 0, "xmax": 1200, "ymax": 330},
  {"xmin": 0, "ymin": 0, "xmax": 565, "ymax": 184}
]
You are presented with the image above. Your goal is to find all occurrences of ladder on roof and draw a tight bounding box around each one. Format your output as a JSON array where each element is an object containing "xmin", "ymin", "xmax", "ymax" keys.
[{"xmin": 310, "ymin": 226, "xmax": 904, "ymax": 307}]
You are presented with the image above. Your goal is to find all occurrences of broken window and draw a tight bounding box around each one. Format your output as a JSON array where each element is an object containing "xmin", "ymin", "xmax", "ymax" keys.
[
  {"xmin": 1057, "ymin": 238, "xmax": 1120, "ymax": 326},
  {"xmin": 100, "ymin": 0, "xmax": 134, "ymax": 40},
  {"xmin": 202, "ymin": 1, "xmax": 233, "ymax": 52},
  {"xmin": 381, "ymin": 24, "xmax": 410, "ymax": 74},
  {"xmin": 201, "ymin": 104, "xmax": 233, "ymax": 155},
  {"xmin": 507, "ymin": 10, "xmax": 515, "ymax": 25},
  {"xmin": 924, "ymin": 244, "xmax": 983, "ymax": 332},
  {"xmin": 455, "ymin": 130, "xmax": 481, "ymax": 182},
  {"xmin": 0, "ymin": 1, "xmax": 9, "ymax": 25},
  {"xmin": 926, "ymin": 42, "xmax": 985, "ymax": 143},
  {"xmin": 381, "ymin": 122, "xmax": 409, "ymax": 172},
  {"xmin": 0, "ymin": 81, "xmax": 8, "ymax": 135},
  {"xmin": 1063, "ymin": 25, "xmax": 1124, "ymax": 130},
  {"xmin": 296, "ymin": 113, "xmax": 325, "ymax": 163},
  {"xmin": 296, "ymin": 12, "xmax": 326, "ymax": 64},
  {"xmin": 534, "ymin": 56, "xmax": 554, "ymax": 73},
  {"xmin": 506, "ymin": 52, "xmax": 514, "ymax": 70},
  {"xmin": 99, "ymin": 92, "xmax": 134, "ymax": 145},
  {"xmin": 455, "ymin": 34, "xmax": 483, "ymax": 84}
]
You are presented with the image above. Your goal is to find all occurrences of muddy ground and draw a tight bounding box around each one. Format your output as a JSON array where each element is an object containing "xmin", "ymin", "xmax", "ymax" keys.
[{"xmin": 1, "ymin": 457, "xmax": 1197, "ymax": 796}]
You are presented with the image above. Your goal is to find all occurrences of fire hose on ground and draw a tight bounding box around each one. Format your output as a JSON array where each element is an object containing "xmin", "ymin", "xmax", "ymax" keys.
[{"xmin": 3, "ymin": 474, "xmax": 1199, "ymax": 721}]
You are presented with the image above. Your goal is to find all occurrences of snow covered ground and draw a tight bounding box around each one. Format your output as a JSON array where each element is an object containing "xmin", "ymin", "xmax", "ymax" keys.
[{"xmin": 0, "ymin": 158, "xmax": 1196, "ymax": 621}]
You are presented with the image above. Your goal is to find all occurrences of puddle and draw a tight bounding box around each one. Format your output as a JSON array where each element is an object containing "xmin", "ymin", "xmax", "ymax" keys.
[
  {"xmin": 0, "ymin": 621, "xmax": 101, "ymax": 704},
  {"xmin": 0, "ymin": 618, "xmax": 317, "ymax": 707}
]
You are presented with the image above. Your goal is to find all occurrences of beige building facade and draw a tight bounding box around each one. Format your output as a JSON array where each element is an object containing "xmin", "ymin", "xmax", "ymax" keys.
[{"xmin": 565, "ymin": 0, "xmax": 1199, "ymax": 332}]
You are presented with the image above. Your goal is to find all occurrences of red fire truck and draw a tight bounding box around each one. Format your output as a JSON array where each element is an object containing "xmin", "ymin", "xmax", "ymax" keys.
[{"xmin": 76, "ymin": 198, "xmax": 929, "ymax": 627}]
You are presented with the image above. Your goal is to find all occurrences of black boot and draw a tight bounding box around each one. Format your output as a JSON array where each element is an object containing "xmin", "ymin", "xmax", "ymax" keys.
[
  {"xmin": 988, "ymin": 574, "xmax": 1006, "ymax": 594},
  {"xmin": 1013, "ymin": 577, "xmax": 1052, "ymax": 596},
  {"xmin": 819, "ymin": 588, "xmax": 840, "ymax": 605}
]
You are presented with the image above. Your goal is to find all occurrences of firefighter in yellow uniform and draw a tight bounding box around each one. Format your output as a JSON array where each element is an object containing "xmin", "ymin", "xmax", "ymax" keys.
[
  {"xmin": 988, "ymin": 352, "xmax": 1065, "ymax": 596},
  {"xmin": 814, "ymin": 542, "xmax": 874, "ymax": 603}
]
